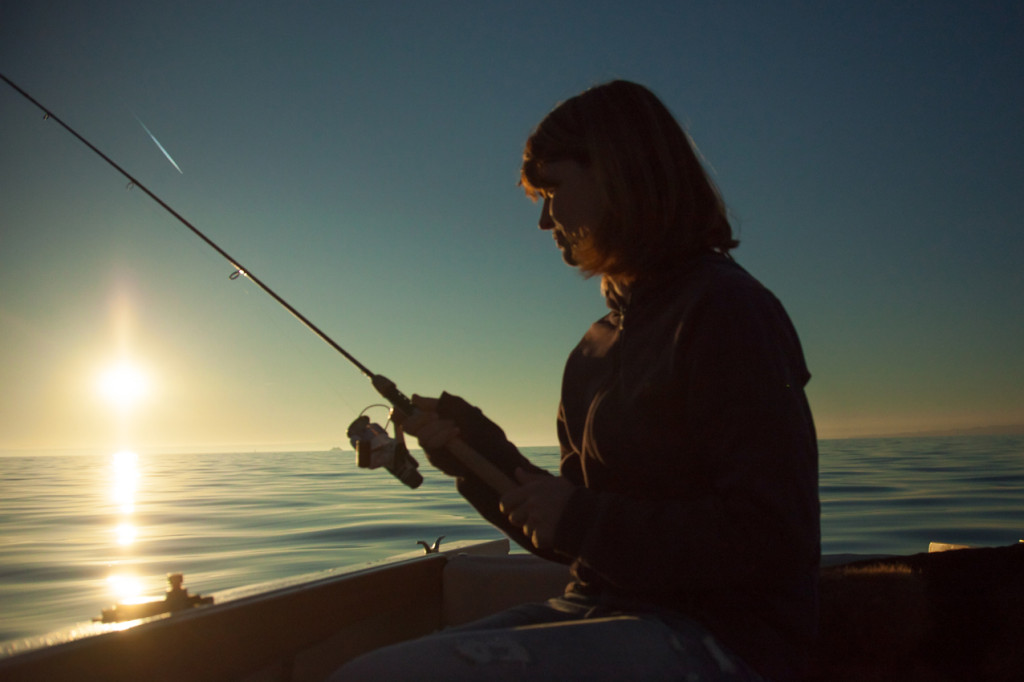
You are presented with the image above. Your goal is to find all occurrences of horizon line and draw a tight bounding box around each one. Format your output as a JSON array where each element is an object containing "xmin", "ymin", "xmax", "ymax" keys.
[{"xmin": 3, "ymin": 423, "xmax": 1024, "ymax": 457}]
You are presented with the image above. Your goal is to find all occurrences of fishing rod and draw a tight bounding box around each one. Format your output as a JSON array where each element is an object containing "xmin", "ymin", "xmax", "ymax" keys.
[{"xmin": 1, "ymin": 72, "xmax": 515, "ymax": 494}]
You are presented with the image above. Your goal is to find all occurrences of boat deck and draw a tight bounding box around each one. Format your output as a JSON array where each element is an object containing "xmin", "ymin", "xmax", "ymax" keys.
[{"xmin": 2, "ymin": 539, "xmax": 1022, "ymax": 681}]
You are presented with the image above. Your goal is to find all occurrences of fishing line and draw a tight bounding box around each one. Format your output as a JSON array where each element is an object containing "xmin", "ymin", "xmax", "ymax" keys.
[{"xmin": 2, "ymin": 72, "xmax": 517, "ymax": 494}]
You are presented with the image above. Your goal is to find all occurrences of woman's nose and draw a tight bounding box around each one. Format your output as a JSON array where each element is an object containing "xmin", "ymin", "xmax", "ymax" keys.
[{"xmin": 538, "ymin": 197, "xmax": 554, "ymax": 230}]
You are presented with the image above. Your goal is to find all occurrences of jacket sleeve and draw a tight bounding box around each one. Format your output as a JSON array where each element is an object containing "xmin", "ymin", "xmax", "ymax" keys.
[{"xmin": 551, "ymin": 284, "xmax": 820, "ymax": 594}]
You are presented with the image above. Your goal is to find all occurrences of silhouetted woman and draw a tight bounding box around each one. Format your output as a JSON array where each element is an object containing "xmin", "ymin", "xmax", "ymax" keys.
[{"xmin": 333, "ymin": 80, "xmax": 819, "ymax": 681}]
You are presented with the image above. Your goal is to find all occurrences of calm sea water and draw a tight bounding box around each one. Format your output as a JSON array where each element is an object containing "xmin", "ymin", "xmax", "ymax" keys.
[{"xmin": 1, "ymin": 436, "xmax": 1022, "ymax": 644}]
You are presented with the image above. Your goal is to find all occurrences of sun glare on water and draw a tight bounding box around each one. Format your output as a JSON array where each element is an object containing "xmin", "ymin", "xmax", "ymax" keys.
[
  {"xmin": 106, "ymin": 573, "xmax": 145, "ymax": 604},
  {"xmin": 112, "ymin": 450, "xmax": 140, "ymax": 516}
]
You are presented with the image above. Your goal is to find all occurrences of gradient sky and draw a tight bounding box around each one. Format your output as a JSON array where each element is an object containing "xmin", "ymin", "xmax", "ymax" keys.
[{"xmin": 2, "ymin": 1, "xmax": 1022, "ymax": 453}]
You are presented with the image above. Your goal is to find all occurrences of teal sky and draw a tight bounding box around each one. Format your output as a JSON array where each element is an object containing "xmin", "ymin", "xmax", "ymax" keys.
[{"xmin": 2, "ymin": 1, "xmax": 1022, "ymax": 453}]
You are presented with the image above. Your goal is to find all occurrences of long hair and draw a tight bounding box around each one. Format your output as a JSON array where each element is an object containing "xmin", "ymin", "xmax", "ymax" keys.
[{"xmin": 520, "ymin": 80, "xmax": 737, "ymax": 280}]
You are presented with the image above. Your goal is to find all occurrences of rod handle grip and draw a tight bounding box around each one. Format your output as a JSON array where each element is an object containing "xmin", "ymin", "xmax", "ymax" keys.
[
  {"xmin": 447, "ymin": 438, "xmax": 518, "ymax": 496},
  {"xmin": 371, "ymin": 374, "xmax": 518, "ymax": 495}
]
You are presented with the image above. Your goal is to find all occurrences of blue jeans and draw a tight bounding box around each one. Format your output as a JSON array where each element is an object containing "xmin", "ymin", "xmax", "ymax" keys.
[{"xmin": 329, "ymin": 592, "xmax": 766, "ymax": 681}]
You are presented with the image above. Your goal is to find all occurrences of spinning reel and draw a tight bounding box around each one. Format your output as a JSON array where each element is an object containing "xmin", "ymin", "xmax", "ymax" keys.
[{"xmin": 346, "ymin": 405, "xmax": 423, "ymax": 489}]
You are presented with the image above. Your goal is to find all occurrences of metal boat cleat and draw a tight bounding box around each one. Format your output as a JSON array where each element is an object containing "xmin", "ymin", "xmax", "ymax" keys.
[{"xmin": 417, "ymin": 536, "xmax": 445, "ymax": 554}]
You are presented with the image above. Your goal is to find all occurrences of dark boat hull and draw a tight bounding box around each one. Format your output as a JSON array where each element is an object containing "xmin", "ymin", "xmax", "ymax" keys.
[{"xmin": 2, "ymin": 540, "xmax": 1021, "ymax": 681}]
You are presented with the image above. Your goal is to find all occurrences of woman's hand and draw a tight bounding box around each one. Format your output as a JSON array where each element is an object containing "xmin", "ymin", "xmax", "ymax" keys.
[
  {"xmin": 401, "ymin": 393, "xmax": 535, "ymax": 488},
  {"xmin": 401, "ymin": 395, "xmax": 460, "ymax": 450},
  {"xmin": 500, "ymin": 468, "xmax": 575, "ymax": 550},
  {"xmin": 399, "ymin": 394, "xmax": 470, "ymax": 477}
]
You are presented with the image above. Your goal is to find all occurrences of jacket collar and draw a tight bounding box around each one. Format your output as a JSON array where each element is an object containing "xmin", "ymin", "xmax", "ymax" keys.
[{"xmin": 600, "ymin": 251, "xmax": 730, "ymax": 315}]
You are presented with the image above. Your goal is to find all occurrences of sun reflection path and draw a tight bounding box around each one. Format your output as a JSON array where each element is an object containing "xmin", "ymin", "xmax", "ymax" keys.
[
  {"xmin": 112, "ymin": 450, "xmax": 139, "ymax": 515},
  {"xmin": 106, "ymin": 573, "xmax": 145, "ymax": 605},
  {"xmin": 115, "ymin": 522, "xmax": 137, "ymax": 546},
  {"xmin": 106, "ymin": 450, "xmax": 143, "ymax": 604}
]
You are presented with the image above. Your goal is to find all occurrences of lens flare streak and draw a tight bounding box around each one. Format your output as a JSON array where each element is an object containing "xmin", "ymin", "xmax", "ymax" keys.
[{"xmin": 133, "ymin": 113, "xmax": 183, "ymax": 174}]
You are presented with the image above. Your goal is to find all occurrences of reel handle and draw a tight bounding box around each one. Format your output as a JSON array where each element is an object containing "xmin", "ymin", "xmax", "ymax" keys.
[{"xmin": 372, "ymin": 374, "xmax": 517, "ymax": 495}]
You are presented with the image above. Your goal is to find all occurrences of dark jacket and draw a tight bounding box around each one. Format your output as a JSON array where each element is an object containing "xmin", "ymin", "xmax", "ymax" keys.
[{"xmin": 445, "ymin": 253, "xmax": 819, "ymax": 680}]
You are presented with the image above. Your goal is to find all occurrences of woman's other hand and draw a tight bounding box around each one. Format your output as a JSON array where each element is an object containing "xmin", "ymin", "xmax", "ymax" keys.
[{"xmin": 500, "ymin": 468, "xmax": 575, "ymax": 550}]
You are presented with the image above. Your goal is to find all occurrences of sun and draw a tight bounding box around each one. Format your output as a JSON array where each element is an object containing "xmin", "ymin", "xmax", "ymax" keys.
[{"xmin": 97, "ymin": 362, "xmax": 149, "ymax": 410}]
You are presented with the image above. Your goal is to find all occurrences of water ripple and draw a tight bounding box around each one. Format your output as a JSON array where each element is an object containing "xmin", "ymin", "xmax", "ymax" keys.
[{"xmin": 2, "ymin": 439, "xmax": 1022, "ymax": 642}]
